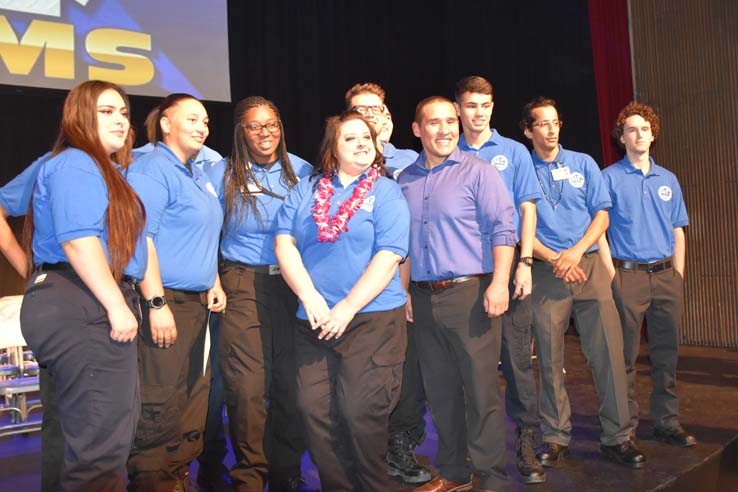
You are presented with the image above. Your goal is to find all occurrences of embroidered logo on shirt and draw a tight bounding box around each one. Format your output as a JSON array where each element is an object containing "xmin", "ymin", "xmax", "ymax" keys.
[
  {"xmin": 568, "ymin": 172, "xmax": 585, "ymax": 188},
  {"xmin": 360, "ymin": 195, "xmax": 375, "ymax": 212},
  {"xmin": 491, "ymin": 155, "xmax": 509, "ymax": 171},
  {"xmin": 658, "ymin": 185, "xmax": 673, "ymax": 201}
]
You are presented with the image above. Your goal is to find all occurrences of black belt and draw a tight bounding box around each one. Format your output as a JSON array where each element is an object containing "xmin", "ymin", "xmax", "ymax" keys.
[
  {"xmin": 613, "ymin": 257, "xmax": 672, "ymax": 273},
  {"xmin": 36, "ymin": 262, "xmax": 139, "ymax": 287},
  {"xmin": 221, "ymin": 260, "xmax": 280, "ymax": 275},
  {"xmin": 412, "ymin": 273, "xmax": 489, "ymax": 292}
]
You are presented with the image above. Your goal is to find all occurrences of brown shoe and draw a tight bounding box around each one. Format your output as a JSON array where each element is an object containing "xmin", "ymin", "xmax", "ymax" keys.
[{"xmin": 413, "ymin": 476, "xmax": 473, "ymax": 492}]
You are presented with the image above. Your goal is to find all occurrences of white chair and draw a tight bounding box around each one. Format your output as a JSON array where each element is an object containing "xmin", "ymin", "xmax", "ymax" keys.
[{"xmin": 0, "ymin": 295, "xmax": 42, "ymax": 437}]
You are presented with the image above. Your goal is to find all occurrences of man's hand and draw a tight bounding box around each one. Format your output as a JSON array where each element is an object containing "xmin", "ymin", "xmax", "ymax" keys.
[
  {"xmin": 484, "ymin": 281, "xmax": 509, "ymax": 317},
  {"xmin": 552, "ymin": 246, "xmax": 585, "ymax": 279},
  {"xmin": 513, "ymin": 263, "xmax": 532, "ymax": 300}
]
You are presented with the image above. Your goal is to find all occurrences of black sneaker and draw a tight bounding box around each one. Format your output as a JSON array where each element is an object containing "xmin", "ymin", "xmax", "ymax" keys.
[
  {"xmin": 535, "ymin": 442, "xmax": 569, "ymax": 467},
  {"xmin": 516, "ymin": 427, "xmax": 546, "ymax": 483},
  {"xmin": 386, "ymin": 431, "xmax": 432, "ymax": 483},
  {"xmin": 654, "ymin": 425, "xmax": 697, "ymax": 447},
  {"xmin": 600, "ymin": 440, "xmax": 647, "ymax": 469}
]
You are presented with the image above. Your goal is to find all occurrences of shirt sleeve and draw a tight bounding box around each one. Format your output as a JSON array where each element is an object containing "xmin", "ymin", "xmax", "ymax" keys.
[
  {"xmin": 127, "ymin": 168, "xmax": 170, "ymax": 238},
  {"xmin": 372, "ymin": 181, "xmax": 410, "ymax": 257},
  {"xmin": 47, "ymin": 155, "xmax": 108, "ymax": 243},
  {"xmin": 670, "ymin": 176, "xmax": 689, "ymax": 228},
  {"xmin": 584, "ymin": 158, "xmax": 612, "ymax": 216},
  {"xmin": 477, "ymin": 164, "xmax": 518, "ymax": 247},
  {"xmin": 275, "ymin": 177, "xmax": 308, "ymax": 236},
  {"xmin": 512, "ymin": 147, "xmax": 542, "ymax": 206},
  {"xmin": 0, "ymin": 153, "xmax": 51, "ymax": 217}
]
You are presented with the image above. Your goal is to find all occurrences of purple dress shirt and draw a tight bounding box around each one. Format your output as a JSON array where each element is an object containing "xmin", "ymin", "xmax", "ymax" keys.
[{"xmin": 397, "ymin": 147, "xmax": 517, "ymax": 281}]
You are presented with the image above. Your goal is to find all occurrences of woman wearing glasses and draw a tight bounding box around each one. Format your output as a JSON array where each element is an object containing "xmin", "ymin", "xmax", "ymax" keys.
[
  {"xmin": 275, "ymin": 110, "xmax": 410, "ymax": 491},
  {"xmin": 206, "ymin": 96, "xmax": 311, "ymax": 491}
]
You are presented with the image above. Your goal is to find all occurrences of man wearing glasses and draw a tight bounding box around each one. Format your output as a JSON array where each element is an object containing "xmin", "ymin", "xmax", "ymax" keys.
[
  {"xmin": 344, "ymin": 82, "xmax": 430, "ymax": 485},
  {"xmin": 345, "ymin": 83, "xmax": 419, "ymax": 178},
  {"xmin": 521, "ymin": 97, "xmax": 646, "ymax": 469},
  {"xmin": 455, "ymin": 76, "xmax": 544, "ymax": 484}
]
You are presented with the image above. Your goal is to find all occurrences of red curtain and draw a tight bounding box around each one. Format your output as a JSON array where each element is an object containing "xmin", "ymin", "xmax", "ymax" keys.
[{"xmin": 588, "ymin": 0, "xmax": 633, "ymax": 166}]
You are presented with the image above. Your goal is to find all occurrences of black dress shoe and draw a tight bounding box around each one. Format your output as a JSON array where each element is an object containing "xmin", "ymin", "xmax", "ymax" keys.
[
  {"xmin": 600, "ymin": 440, "xmax": 646, "ymax": 469},
  {"xmin": 535, "ymin": 442, "xmax": 569, "ymax": 467},
  {"xmin": 654, "ymin": 425, "xmax": 697, "ymax": 447}
]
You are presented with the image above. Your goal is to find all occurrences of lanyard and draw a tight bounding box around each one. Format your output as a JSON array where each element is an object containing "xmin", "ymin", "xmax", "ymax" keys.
[{"xmin": 535, "ymin": 161, "xmax": 565, "ymax": 209}]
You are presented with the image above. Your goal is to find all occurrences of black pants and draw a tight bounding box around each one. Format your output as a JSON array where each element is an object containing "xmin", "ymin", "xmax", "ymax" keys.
[
  {"xmin": 21, "ymin": 269, "xmax": 140, "ymax": 492},
  {"xmin": 196, "ymin": 313, "xmax": 228, "ymax": 474},
  {"xmin": 499, "ymin": 276, "xmax": 538, "ymax": 429},
  {"xmin": 217, "ymin": 265, "xmax": 305, "ymax": 490},
  {"xmin": 612, "ymin": 265, "xmax": 684, "ymax": 431},
  {"xmin": 127, "ymin": 288, "xmax": 210, "ymax": 491},
  {"xmin": 387, "ymin": 321, "xmax": 426, "ymax": 442},
  {"xmin": 39, "ymin": 364, "xmax": 64, "ymax": 492},
  {"xmin": 296, "ymin": 307, "xmax": 406, "ymax": 492},
  {"xmin": 411, "ymin": 276, "xmax": 511, "ymax": 492}
]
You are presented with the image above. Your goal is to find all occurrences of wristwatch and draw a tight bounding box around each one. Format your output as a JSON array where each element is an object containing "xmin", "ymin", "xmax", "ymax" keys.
[
  {"xmin": 146, "ymin": 295, "xmax": 167, "ymax": 310},
  {"xmin": 519, "ymin": 256, "xmax": 534, "ymax": 267}
]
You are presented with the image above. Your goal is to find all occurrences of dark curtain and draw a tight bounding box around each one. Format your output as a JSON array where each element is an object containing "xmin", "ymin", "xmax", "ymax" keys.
[{"xmin": 2, "ymin": 0, "xmax": 602, "ymax": 179}]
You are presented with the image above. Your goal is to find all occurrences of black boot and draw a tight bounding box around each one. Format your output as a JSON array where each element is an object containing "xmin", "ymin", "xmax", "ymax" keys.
[
  {"xmin": 516, "ymin": 427, "xmax": 546, "ymax": 484},
  {"xmin": 386, "ymin": 431, "xmax": 431, "ymax": 484}
]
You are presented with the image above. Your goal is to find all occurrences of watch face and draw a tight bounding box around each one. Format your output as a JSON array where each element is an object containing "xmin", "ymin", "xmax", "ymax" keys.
[{"xmin": 149, "ymin": 296, "xmax": 166, "ymax": 308}]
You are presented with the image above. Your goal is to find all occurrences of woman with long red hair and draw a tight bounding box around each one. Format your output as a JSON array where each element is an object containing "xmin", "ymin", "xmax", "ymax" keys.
[{"xmin": 20, "ymin": 80, "xmax": 147, "ymax": 491}]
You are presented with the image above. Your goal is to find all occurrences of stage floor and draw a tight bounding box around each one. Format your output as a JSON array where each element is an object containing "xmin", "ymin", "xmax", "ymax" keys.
[{"xmin": 2, "ymin": 335, "xmax": 737, "ymax": 491}]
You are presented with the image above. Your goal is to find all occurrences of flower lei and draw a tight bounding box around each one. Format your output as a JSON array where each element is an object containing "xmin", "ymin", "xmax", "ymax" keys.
[{"xmin": 311, "ymin": 166, "xmax": 380, "ymax": 242}]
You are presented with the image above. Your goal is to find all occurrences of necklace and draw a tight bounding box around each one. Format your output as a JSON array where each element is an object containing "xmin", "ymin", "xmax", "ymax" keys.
[
  {"xmin": 311, "ymin": 166, "xmax": 380, "ymax": 242},
  {"xmin": 535, "ymin": 161, "xmax": 564, "ymax": 209}
]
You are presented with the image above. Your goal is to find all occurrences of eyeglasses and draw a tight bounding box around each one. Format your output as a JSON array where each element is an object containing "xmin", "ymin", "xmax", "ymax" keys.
[
  {"xmin": 531, "ymin": 119, "xmax": 563, "ymax": 129},
  {"xmin": 241, "ymin": 121, "xmax": 280, "ymax": 135},
  {"xmin": 352, "ymin": 105, "xmax": 385, "ymax": 116}
]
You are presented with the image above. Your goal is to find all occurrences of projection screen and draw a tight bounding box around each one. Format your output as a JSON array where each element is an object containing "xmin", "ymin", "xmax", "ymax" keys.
[{"xmin": 0, "ymin": 0, "xmax": 231, "ymax": 101}]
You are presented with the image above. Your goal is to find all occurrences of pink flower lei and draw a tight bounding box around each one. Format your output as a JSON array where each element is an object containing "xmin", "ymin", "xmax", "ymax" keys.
[{"xmin": 311, "ymin": 166, "xmax": 380, "ymax": 242}]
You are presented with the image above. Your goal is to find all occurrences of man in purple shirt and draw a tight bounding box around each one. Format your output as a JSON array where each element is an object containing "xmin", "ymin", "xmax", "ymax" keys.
[{"xmin": 398, "ymin": 96, "xmax": 516, "ymax": 492}]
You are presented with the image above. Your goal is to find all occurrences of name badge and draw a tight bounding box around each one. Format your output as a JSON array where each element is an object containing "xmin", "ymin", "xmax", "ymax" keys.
[
  {"xmin": 551, "ymin": 166, "xmax": 571, "ymax": 181},
  {"xmin": 268, "ymin": 264, "xmax": 281, "ymax": 276}
]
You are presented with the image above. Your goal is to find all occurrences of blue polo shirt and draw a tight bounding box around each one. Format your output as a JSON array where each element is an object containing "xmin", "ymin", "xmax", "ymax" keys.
[
  {"xmin": 603, "ymin": 157, "xmax": 688, "ymax": 262},
  {"xmin": 0, "ymin": 152, "xmax": 51, "ymax": 216},
  {"xmin": 398, "ymin": 148, "xmax": 517, "ymax": 281},
  {"xmin": 458, "ymin": 129, "xmax": 542, "ymax": 233},
  {"xmin": 207, "ymin": 153, "xmax": 313, "ymax": 265},
  {"xmin": 127, "ymin": 143, "xmax": 223, "ymax": 291},
  {"xmin": 30, "ymin": 148, "xmax": 148, "ymax": 279},
  {"xmin": 275, "ymin": 173, "xmax": 410, "ymax": 320},
  {"xmin": 382, "ymin": 142, "xmax": 419, "ymax": 180},
  {"xmin": 133, "ymin": 143, "xmax": 223, "ymax": 173},
  {"xmin": 532, "ymin": 146, "xmax": 612, "ymax": 253}
]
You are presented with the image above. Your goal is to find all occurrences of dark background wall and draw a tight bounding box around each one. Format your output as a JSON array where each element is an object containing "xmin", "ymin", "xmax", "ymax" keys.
[
  {"xmin": 1, "ymin": 0, "xmax": 602, "ymax": 182},
  {"xmin": 0, "ymin": 0, "xmax": 603, "ymax": 295}
]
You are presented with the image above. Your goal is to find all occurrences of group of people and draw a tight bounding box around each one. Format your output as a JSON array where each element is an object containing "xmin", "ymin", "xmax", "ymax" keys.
[{"xmin": 0, "ymin": 75, "xmax": 692, "ymax": 492}]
